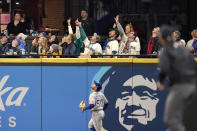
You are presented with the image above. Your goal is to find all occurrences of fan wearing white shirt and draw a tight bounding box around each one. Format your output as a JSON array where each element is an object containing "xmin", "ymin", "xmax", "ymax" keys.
[
  {"xmin": 83, "ymin": 33, "xmax": 102, "ymax": 55},
  {"xmin": 75, "ymin": 20, "xmax": 102, "ymax": 56},
  {"xmin": 122, "ymin": 32, "xmax": 141, "ymax": 55},
  {"xmin": 172, "ymin": 30, "xmax": 186, "ymax": 47},
  {"xmin": 103, "ymin": 29, "xmax": 119, "ymax": 55},
  {"xmin": 114, "ymin": 15, "xmax": 141, "ymax": 55}
]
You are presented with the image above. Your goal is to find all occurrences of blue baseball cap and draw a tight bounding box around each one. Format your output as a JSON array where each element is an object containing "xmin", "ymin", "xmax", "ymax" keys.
[
  {"xmin": 41, "ymin": 32, "xmax": 47, "ymax": 38},
  {"xmin": 94, "ymin": 81, "xmax": 102, "ymax": 91}
]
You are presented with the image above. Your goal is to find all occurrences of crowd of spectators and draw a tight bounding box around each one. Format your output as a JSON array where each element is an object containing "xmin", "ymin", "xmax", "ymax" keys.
[{"xmin": 0, "ymin": 10, "xmax": 197, "ymax": 58}]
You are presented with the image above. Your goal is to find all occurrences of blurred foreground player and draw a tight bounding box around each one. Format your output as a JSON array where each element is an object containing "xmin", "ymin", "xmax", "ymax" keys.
[
  {"xmin": 157, "ymin": 25, "xmax": 197, "ymax": 131},
  {"xmin": 79, "ymin": 81, "xmax": 108, "ymax": 131}
]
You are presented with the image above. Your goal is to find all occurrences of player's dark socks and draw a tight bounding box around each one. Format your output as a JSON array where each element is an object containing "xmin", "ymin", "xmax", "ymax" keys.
[{"xmin": 90, "ymin": 127, "xmax": 96, "ymax": 131}]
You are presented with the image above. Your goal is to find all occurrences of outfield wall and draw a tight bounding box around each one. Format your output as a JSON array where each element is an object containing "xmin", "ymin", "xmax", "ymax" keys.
[{"xmin": 0, "ymin": 58, "xmax": 196, "ymax": 131}]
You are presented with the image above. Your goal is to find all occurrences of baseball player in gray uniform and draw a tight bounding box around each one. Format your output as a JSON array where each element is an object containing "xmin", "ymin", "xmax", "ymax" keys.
[
  {"xmin": 157, "ymin": 25, "xmax": 197, "ymax": 131},
  {"xmin": 81, "ymin": 81, "xmax": 109, "ymax": 131}
]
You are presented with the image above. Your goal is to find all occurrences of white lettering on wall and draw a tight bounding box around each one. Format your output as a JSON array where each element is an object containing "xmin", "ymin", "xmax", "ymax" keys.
[
  {"xmin": 8, "ymin": 117, "xmax": 16, "ymax": 127},
  {"xmin": 0, "ymin": 75, "xmax": 29, "ymax": 111}
]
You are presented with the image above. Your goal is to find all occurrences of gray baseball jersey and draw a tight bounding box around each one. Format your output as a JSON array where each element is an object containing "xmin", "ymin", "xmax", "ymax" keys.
[
  {"xmin": 89, "ymin": 92, "xmax": 108, "ymax": 111},
  {"xmin": 88, "ymin": 92, "xmax": 108, "ymax": 131}
]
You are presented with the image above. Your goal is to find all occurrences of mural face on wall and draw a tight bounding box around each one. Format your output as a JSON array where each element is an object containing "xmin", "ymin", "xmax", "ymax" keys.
[
  {"xmin": 115, "ymin": 75, "xmax": 159, "ymax": 130},
  {"xmin": 94, "ymin": 66, "xmax": 167, "ymax": 131}
]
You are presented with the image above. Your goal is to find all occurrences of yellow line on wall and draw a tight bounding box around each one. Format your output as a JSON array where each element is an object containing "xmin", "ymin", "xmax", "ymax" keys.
[
  {"xmin": 133, "ymin": 58, "xmax": 159, "ymax": 63},
  {"xmin": 41, "ymin": 58, "xmax": 88, "ymax": 63},
  {"xmin": 0, "ymin": 58, "xmax": 159, "ymax": 64},
  {"xmin": 0, "ymin": 58, "xmax": 41, "ymax": 63},
  {"xmin": 87, "ymin": 58, "xmax": 133, "ymax": 63}
]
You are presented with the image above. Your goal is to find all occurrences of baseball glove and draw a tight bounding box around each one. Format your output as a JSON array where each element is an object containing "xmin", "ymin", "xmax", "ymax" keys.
[{"xmin": 79, "ymin": 100, "xmax": 86, "ymax": 111}]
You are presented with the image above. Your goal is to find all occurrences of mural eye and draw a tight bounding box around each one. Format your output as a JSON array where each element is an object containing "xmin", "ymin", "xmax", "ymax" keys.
[
  {"xmin": 120, "ymin": 92, "xmax": 130, "ymax": 100},
  {"xmin": 140, "ymin": 97, "xmax": 148, "ymax": 100},
  {"xmin": 142, "ymin": 92, "xmax": 151, "ymax": 97},
  {"xmin": 122, "ymin": 96, "xmax": 130, "ymax": 100},
  {"xmin": 141, "ymin": 91, "xmax": 157, "ymax": 100}
]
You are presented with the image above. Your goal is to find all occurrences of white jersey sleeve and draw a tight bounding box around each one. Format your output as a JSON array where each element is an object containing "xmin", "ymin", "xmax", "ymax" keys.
[
  {"xmin": 68, "ymin": 26, "xmax": 73, "ymax": 34},
  {"xmin": 135, "ymin": 37, "xmax": 141, "ymax": 52},
  {"xmin": 89, "ymin": 93, "xmax": 96, "ymax": 105},
  {"xmin": 75, "ymin": 26, "xmax": 81, "ymax": 39}
]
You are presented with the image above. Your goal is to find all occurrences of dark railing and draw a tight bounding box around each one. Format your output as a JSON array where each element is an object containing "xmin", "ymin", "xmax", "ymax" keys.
[
  {"xmin": 1, "ymin": 54, "xmax": 197, "ymax": 59},
  {"xmin": 0, "ymin": 54, "xmax": 158, "ymax": 58}
]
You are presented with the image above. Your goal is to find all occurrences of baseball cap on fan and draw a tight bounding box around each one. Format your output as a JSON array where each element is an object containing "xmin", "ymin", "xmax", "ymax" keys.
[
  {"xmin": 18, "ymin": 33, "xmax": 27, "ymax": 41},
  {"xmin": 39, "ymin": 32, "xmax": 47, "ymax": 38}
]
